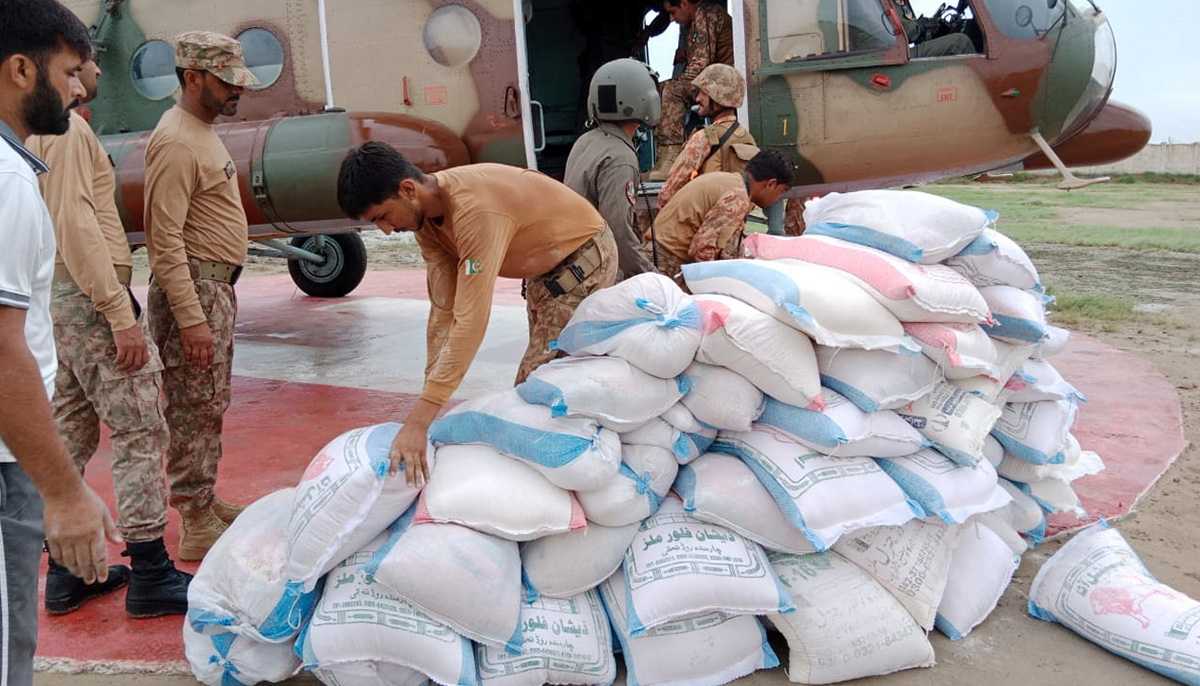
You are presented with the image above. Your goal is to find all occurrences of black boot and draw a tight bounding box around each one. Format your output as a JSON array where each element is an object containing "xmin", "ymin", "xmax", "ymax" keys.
[
  {"xmin": 124, "ymin": 538, "xmax": 193, "ymax": 618},
  {"xmin": 44, "ymin": 555, "xmax": 131, "ymax": 615}
]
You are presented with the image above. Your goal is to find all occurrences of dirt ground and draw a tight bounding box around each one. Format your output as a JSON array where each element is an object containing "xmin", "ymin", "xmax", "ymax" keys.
[{"xmin": 44, "ymin": 198, "xmax": 1200, "ymax": 686}]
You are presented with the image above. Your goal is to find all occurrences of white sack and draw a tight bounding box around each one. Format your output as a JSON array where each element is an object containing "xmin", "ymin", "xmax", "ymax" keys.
[
  {"xmin": 934, "ymin": 520, "xmax": 1020, "ymax": 640},
  {"xmin": 298, "ymin": 530, "xmax": 478, "ymax": 686},
  {"xmin": 744, "ymin": 233, "xmax": 990, "ymax": 322},
  {"xmin": 712, "ymin": 425, "xmax": 917, "ymax": 551},
  {"xmin": 768, "ymin": 551, "xmax": 936, "ymax": 684},
  {"xmin": 693, "ymin": 294, "xmax": 822, "ymax": 410},
  {"xmin": 802, "ymin": 189, "xmax": 992, "ymax": 263},
  {"xmin": 661, "ymin": 402, "xmax": 718, "ymax": 461},
  {"xmin": 979, "ymin": 285, "xmax": 1050, "ymax": 344},
  {"xmin": 991, "ymin": 397, "xmax": 1079, "ymax": 465},
  {"xmin": 287, "ymin": 424, "xmax": 425, "ymax": 594},
  {"xmin": 895, "ymin": 383, "xmax": 1002, "ymax": 466},
  {"xmin": 599, "ymin": 567, "xmax": 779, "ymax": 686},
  {"xmin": 417, "ymin": 443, "xmax": 586, "ymax": 541},
  {"xmin": 619, "ymin": 417, "xmax": 700, "ymax": 463},
  {"xmin": 678, "ymin": 361, "xmax": 765, "ymax": 431},
  {"xmin": 997, "ymin": 479, "xmax": 1048, "ymax": 545},
  {"xmin": 552, "ymin": 272, "xmax": 703, "ymax": 378},
  {"xmin": 520, "ymin": 521, "xmax": 640, "ymax": 600},
  {"xmin": 476, "ymin": 591, "xmax": 615, "ymax": 686},
  {"xmin": 517, "ymin": 355, "xmax": 685, "ymax": 431},
  {"xmin": 997, "ymin": 433, "xmax": 1083, "ymax": 482},
  {"xmin": 755, "ymin": 390, "xmax": 927, "ymax": 458},
  {"xmin": 577, "ymin": 443, "xmax": 677, "ymax": 526},
  {"xmin": 814, "ymin": 344, "xmax": 941, "ymax": 413},
  {"xmin": 682, "ymin": 258, "xmax": 915, "ymax": 351},
  {"xmin": 622, "ymin": 497, "xmax": 794, "ymax": 635},
  {"xmin": 832, "ymin": 519, "xmax": 961, "ymax": 631},
  {"xmin": 184, "ymin": 624, "xmax": 301, "ymax": 686},
  {"xmin": 944, "ymin": 227, "xmax": 1041, "ymax": 291},
  {"xmin": 1032, "ymin": 324, "xmax": 1071, "ymax": 359},
  {"xmin": 674, "ymin": 453, "xmax": 816, "ymax": 555},
  {"xmin": 1029, "ymin": 521, "xmax": 1200, "ymax": 685},
  {"xmin": 875, "ymin": 449, "xmax": 1011, "ymax": 524},
  {"xmin": 188, "ymin": 490, "xmax": 303, "ymax": 642},
  {"xmin": 429, "ymin": 389, "xmax": 621, "ymax": 491},
  {"xmin": 369, "ymin": 510, "xmax": 523, "ymax": 652},
  {"xmin": 1006, "ymin": 358, "xmax": 1086, "ymax": 404},
  {"xmin": 904, "ymin": 322, "xmax": 1035, "ymax": 381}
]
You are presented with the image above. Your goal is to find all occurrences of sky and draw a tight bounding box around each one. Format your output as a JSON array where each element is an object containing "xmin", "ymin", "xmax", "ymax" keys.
[{"xmin": 647, "ymin": 1, "xmax": 1197, "ymax": 143}]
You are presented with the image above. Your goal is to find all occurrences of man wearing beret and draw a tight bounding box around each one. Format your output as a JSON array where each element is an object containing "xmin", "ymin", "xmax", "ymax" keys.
[{"xmin": 143, "ymin": 31, "xmax": 258, "ymax": 561}]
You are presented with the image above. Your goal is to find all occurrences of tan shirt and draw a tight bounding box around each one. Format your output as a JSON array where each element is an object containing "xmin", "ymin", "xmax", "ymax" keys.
[
  {"xmin": 416, "ymin": 163, "xmax": 604, "ymax": 405},
  {"xmin": 27, "ymin": 111, "xmax": 136, "ymax": 332},
  {"xmin": 647, "ymin": 171, "xmax": 753, "ymax": 262},
  {"xmin": 144, "ymin": 106, "xmax": 248, "ymax": 328}
]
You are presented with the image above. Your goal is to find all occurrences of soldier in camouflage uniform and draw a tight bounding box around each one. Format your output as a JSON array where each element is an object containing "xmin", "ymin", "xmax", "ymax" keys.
[
  {"xmin": 647, "ymin": 0, "xmax": 734, "ymax": 180},
  {"xmin": 26, "ymin": 55, "xmax": 193, "ymax": 618},
  {"xmin": 144, "ymin": 31, "xmax": 258, "ymax": 561},
  {"xmin": 890, "ymin": 0, "xmax": 975, "ymax": 57},
  {"xmin": 643, "ymin": 149, "xmax": 794, "ymax": 287},
  {"xmin": 657, "ymin": 63, "xmax": 757, "ymax": 208}
]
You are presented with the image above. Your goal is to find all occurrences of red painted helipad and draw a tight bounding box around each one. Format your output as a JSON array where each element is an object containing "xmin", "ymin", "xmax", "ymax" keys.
[{"xmin": 33, "ymin": 270, "xmax": 1188, "ymax": 674}]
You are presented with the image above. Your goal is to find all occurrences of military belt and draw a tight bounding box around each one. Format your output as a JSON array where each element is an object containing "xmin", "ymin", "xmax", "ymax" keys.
[
  {"xmin": 52, "ymin": 263, "xmax": 132, "ymax": 286},
  {"xmin": 543, "ymin": 237, "xmax": 603, "ymax": 298},
  {"xmin": 192, "ymin": 258, "xmax": 243, "ymax": 286}
]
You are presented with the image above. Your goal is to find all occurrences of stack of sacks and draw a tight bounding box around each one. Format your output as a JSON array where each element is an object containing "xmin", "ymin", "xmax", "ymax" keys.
[{"xmin": 184, "ymin": 489, "xmax": 303, "ymax": 686}]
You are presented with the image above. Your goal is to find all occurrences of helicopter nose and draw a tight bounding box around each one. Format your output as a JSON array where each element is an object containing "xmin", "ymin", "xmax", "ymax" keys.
[{"xmin": 1020, "ymin": 100, "xmax": 1152, "ymax": 171}]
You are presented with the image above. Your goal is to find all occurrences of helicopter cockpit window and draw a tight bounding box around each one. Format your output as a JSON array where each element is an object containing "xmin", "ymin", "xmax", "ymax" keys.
[
  {"xmin": 237, "ymin": 28, "xmax": 284, "ymax": 90},
  {"xmin": 765, "ymin": 0, "xmax": 899, "ymax": 63},
  {"xmin": 130, "ymin": 40, "xmax": 177, "ymax": 100},
  {"xmin": 423, "ymin": 5, "xmax": 483, "ymax": 68},
  {"xmin": 983, "ymin": 0, "xmax": 1065, "ymax": 40},
  {"xmin": 902, "ymin": 1, "xmax": 984, "ymax": 57}
]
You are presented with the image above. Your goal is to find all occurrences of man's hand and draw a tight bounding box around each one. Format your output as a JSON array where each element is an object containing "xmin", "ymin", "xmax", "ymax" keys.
[
  {"xmin": 389, "ymin": 421, "xmax": 432, "ymax": 487},
  {"xmin": 179, "ymin": 321, "xmax": 214, "ymax": 369},
  {"xmin": 43, "ymin": 484, "xmax": 121, "ymax": 585},
  {"xmin": 112, "ymin": 325, "xmax": 149, "ymax": 373}
]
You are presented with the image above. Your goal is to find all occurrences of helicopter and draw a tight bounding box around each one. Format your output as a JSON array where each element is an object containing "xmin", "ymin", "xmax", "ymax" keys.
[{"xmin": 62, "ymin": 0, "xmax": 1150, "ymax": 297}]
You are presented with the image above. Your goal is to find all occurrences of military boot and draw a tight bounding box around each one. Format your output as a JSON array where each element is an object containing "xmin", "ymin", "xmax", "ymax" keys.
[
  {"xmin": 43, "ymin": 555, "xmax": 131, "ymax": 615},
  {"xmin": 124, "ymin": 537, "xmax": 193, "ymax": 618},
  {"xmin": 647, "ymin": 144, "xmax": 681, "ymax": 182},
  {"xmin": 211, "ymin": 496, "xmax": 247, "ymax": 525},
  {"xmin": 177, "ymin": 507, "xmax": 229, "ymax": 562}
]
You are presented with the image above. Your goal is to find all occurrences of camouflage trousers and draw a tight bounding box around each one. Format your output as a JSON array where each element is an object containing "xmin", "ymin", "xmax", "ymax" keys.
[
  {"xmin": 517, "ymin": 224, "xmax": 619, "ymax": 384},
  {"xmin": 657, "ymin": 78, "xmax": 695, "ymax": 148},
  {"xmin": 641, "ymin": 242, "xmax": 689, "ymax": 292},
  {"xmin": 51, "ymin": 281, "xmax": 169, "ymax": 542},
  {"xmin": 148, "ymin": 273, "xmax": 237, "ymax": 515}
]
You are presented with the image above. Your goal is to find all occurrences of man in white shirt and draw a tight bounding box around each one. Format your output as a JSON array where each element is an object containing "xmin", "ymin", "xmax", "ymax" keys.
[{"xmin": 0, "ymin": 2, "xmax": 121, "ymax": 683}]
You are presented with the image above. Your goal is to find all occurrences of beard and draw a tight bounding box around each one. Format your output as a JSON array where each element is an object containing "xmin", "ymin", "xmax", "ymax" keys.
[
  {"xmin": 22, "ymin": 68, "xmax": 75, "ymax": 136},
  {"xmin": 200, "ymin": 83, "xmax": 240, "ymax": 117}
]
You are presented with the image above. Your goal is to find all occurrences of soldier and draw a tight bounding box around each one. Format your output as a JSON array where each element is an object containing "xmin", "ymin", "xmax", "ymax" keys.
[
  {"xmin": 564, "ymin": 58, "xmax": 660, "ymax": 280},
  {"xmin": 657, "ymin": 63, "xmax": 757, "ymax": 208},
  {"xmin": 27, "ymin": 54, "xmax": 192, "ymax": 616},
  {"xmin": 143, "ymin": 31, "xmax": 259, "ymax": 561},
  {"xmin": 337, "ymin": 142, "xmax": 618, "ymax": 485},
  {"xmin": 890, "ymin": 0, "xmax": 976, "ymax": 57},
  {"xmin": 647, "ymin": 0, "xmax": 734, "ymax": 180},
  {"xmin": 643, "ymin": 148, "xmax": 794, "ymax": 285},
  {"xmin": 0, "ymin": 2, "xmax": 120, "ymax": 682}
]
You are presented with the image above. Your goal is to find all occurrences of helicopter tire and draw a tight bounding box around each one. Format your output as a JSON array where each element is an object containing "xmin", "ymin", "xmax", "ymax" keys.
[{"xmin": 287, "ymin": 232, "xmax": 367, "ymax": 298}]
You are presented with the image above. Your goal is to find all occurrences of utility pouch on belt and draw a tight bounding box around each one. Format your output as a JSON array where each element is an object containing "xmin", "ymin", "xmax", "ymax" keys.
[{"xmin": 543, "ymin": 239, "xmax": 602, "ymax": 297}]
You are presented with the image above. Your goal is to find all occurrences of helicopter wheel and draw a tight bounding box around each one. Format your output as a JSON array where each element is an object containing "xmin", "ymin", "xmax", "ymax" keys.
[{"xmin": 287, "ymin": 232, "xmax": 368, "ymax": 298}]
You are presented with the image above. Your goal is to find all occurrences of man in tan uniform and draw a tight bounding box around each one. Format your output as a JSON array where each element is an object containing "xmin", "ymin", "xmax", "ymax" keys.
[
  {"xmin": 644, "ymin": 148, "xmax": 793, "ymax": 284},
  {"xmin": 337, "ymin": 142, "xmax": 618, "ymax": 486},
  {"xmin": 657, "ymin": 63, "xmax": 756, "ymax": 208},
  {"xmin": 143, "ymin": 31, "xmax": 258, "ymax": 561},
  {"xmin": 647, "ymin": 0, "xmax": 734, "ymax": 180},
  {"xmin": 27, "ymin": 55, "xmax": 191, "ymax": 616}
]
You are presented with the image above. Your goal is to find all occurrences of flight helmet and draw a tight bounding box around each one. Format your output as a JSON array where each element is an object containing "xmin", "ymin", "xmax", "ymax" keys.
[
  {"xmin": 692, "ymin": 63, "xmax": 745, "ymax": 109},
  {"xmin": 588, "ymin": 58, "xmax": 661, "ymax": 127}
]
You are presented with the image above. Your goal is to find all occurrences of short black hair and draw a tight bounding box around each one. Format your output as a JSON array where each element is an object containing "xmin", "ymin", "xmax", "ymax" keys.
[
  {"xmin": 747, "ymin": 148, "xmax": 796, "ymax": 187},
  {"xmin": 337, "ymin": 141, "xmax": 424, "ymax": 219},
  {"xmin": 0, "ymin": 0, "xmax": 91, "ymax": 67}
]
